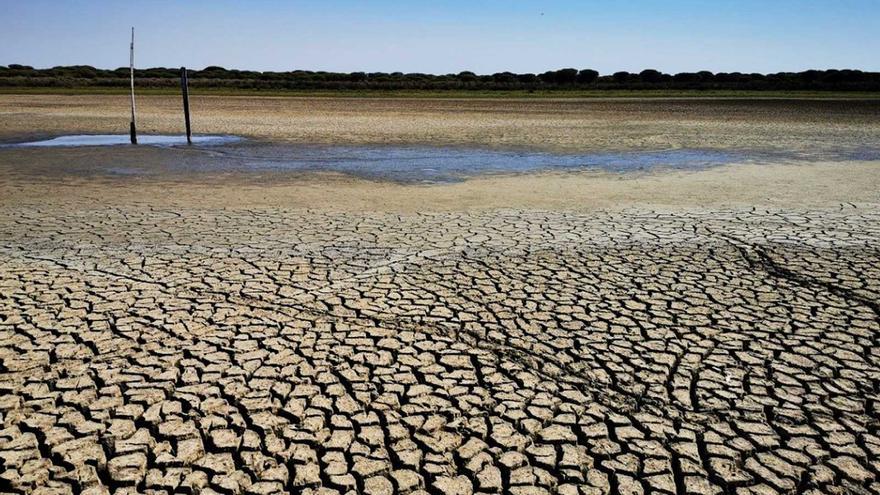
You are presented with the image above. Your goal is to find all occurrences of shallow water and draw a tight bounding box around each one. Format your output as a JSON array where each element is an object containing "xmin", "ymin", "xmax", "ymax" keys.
[
  {"xmin": 4, "ymin": 134, "xmax": 880, "ymax": 183},
  {"xmin": 199, "ymin": 143, "xmax": 755, "ymax": 182},
  {"xmin": 165, "ymin": 141, "xmax": 880, "ymax": 182},
  {"xmin": 10, "ymin": 134, "xmax": 241, "ymax": 147}
]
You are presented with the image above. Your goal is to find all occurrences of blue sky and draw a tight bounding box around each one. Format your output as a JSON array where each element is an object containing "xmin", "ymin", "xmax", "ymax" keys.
[{"xmin": 2, "ymin": 0, "xmax": 878, "ymax": 74}]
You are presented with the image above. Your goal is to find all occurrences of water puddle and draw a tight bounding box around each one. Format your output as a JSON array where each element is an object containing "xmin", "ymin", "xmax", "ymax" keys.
[
  {"xmin": 200, "ymin": 144, "xmax": 755, "ymax": 182},
  {"xmin": 182, "ymin": 142, "xmax": 880, "ymax": 182},
  {"xmin": 9, "ymin": 134, "xmax": 241, "ymax": 147},
  {"xmin": 3, "ymin": 134, "xmax": 879, "ymax": 183}
]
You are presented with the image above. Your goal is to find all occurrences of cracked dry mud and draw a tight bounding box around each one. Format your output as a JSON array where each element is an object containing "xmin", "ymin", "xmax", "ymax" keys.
[{"xmin": 1, "ymin": 205, "xmax": 879, "ymax": 495}]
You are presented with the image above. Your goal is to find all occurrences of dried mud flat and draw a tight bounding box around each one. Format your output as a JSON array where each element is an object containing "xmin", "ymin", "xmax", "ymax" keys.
[
  {"xmin": 1, "ymin": 96, "xmax": 880, "ymax": 495},
  {"xmin": 2, "ymin": 205, "xmax": 880, "ymax": 495}
]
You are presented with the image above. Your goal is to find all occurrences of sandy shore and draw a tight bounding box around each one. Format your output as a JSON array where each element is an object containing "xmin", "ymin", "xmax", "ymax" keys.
[{"xmin": 1, "ymin": 95, "xmax": 879, "ymax": 494}]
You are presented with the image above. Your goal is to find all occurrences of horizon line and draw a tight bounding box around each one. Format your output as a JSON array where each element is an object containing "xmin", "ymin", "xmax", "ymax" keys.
[{"xmin": 4, "ymin": 64, "xmax": 879, "ymax": 77}]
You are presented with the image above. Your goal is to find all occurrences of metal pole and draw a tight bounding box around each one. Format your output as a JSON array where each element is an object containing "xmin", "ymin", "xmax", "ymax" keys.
[
  {"xmin": 129, "ymin": 27, "xmax": 137, "ymax": 144},
  {"xmin": 180, "ymin": 67, "xmax": 192, "ymax": 145}
]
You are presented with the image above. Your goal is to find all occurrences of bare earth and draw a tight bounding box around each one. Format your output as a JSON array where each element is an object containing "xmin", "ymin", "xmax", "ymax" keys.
[{"xmin": 1, "ymin": 95, "xmax": 879, "ymax": 495}]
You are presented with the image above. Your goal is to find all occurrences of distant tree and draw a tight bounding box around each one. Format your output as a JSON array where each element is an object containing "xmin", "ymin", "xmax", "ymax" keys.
[
  {"xmin": 576, "ymin": 69, "xmax": 599, "ymax": 84},
  {"xmin": 639, "ymin": 69, "xmax": 663, "ymax": 83},
  {"xmin": 539, "ymin": 68, "xmax": 578, "ymax": 85},
  {"xmin": 798, "ymin": 70, "xmax": 820, "ymax": 84},
  {"xmin": 612, "ymin": 71, "xmax": 631, "ymax": 84},
  {"xmin": 673, "ymin": 72, "xmax": 700, "ymax": 83},
  {"xmin": 517, "ymin": 73, "xmax": 538, "ymax": 84},
  {"xmin": 556, "ymin": 68, "xmax": 578, "ymax": 85},
  {"xmin": 696, "ymin": 70, "xmax": 714, "ymax": 81},
  {"xmin": 492, "ymin": 72, "xmax": 517, "ymax": 83}
]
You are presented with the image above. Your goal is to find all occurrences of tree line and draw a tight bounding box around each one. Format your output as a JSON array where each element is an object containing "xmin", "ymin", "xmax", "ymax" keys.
[{"xmin": 2, "ymin": 65, "xmax": 879, "ymax": 91}]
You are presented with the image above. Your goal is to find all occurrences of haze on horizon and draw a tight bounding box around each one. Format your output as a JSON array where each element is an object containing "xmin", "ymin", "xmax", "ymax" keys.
[{"xmin": 3, "ymin": 0, "xmax": 879, "ymax": 75}]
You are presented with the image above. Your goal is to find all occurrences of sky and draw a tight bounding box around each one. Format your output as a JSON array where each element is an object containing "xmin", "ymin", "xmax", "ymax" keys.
[{"xmin": 2, "ymin": 0, "xmax": 879, "ymax": 75}]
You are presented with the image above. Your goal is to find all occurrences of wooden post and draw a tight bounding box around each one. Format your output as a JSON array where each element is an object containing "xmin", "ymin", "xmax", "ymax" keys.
[
  {"xmin": 129, "ymin": 27, "xmax": 137, "ymax": 144},
  {"xmin": 180, "ymin": 67, "xmax": 192, "ymax": 145}
]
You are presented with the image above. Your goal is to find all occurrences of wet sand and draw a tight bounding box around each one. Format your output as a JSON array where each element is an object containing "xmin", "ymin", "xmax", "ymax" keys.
[
  {"xmin": 2, "ymin": 159, "xmax": 879, "ymax": 211},
  {"xmin": 1, "ymin": 95, "xmax": 879, "ymax": 494}
]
